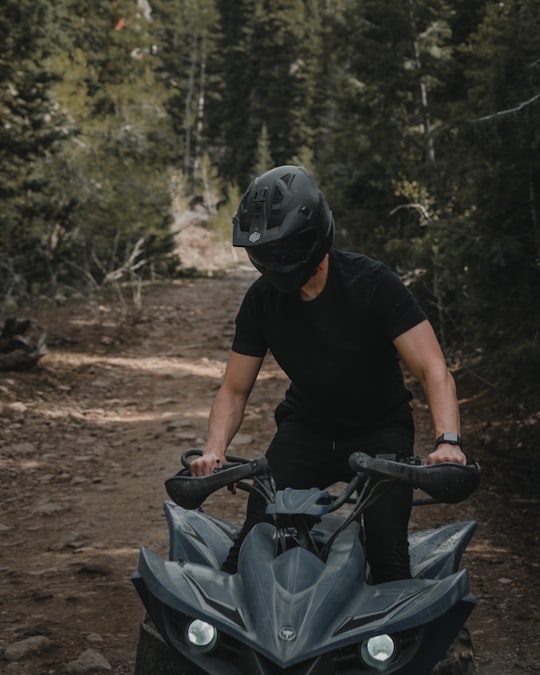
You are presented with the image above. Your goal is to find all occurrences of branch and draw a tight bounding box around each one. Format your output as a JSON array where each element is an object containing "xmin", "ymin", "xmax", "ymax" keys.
[
  {"xmin": 473, "ymin": 93, "xmax": 540, "ymax": 123},
  {"xmin": 389, "ymin": 203, "xmax": 431, "ymax": 222},
  {"xmin": 103, "ymin": 238, "xmax": 146, "ymax": 284}
]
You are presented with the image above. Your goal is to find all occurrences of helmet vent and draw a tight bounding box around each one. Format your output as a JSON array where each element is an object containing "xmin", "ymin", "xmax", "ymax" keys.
[
  {"xmin": 267, "ymin": 173, "xmax": 294, "ymax": 229},
  {"xmin": 272, "ymin": 185, "xmax": 284, "ymax": 211},
  {"xmin": 279, "ymin": 172, "xmax": 294, "ymax": 187},
  {"xmin": 271, "ymin": 188, "xmax": 283, "ymax": 209},
  {"xmin": 272, "ymin": 173, "xmax": 294, "ymax": 207}
]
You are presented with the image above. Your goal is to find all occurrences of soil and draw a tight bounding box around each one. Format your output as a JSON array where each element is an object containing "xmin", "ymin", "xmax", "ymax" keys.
[{"xmin": 0, "ymin": 266, "xmax": 539, "ymax": 674}]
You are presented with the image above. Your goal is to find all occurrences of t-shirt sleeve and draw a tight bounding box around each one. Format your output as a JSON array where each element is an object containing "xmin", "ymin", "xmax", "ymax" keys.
[
  {"xmin": 231, "ymin": 286, "xmax": 268, "ymax": 357},
  {"xmin": 373, "ymin": 266, "xmax": 428, "ymax": 340}
]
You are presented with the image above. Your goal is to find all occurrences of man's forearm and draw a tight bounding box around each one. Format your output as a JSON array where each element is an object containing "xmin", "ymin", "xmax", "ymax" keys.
[
  {"xmin": 424, "ymin": 368, "xmax": 460, "ymax": 439},
  {"xmin": 423, "ymin": 369, "xmax": 466, "ymax": 464},
  {"xmin": 204, "ymin": 386, "xmax": 247, "ymax": 456}
]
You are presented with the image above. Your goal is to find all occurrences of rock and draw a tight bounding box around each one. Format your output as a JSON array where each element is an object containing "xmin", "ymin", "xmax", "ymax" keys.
[
  {"xmin": 32, "ymin": 589, "xmax": 54, "ymax": 601},
  {"xmin": 32, "ymin": 501, "xmax": 69, "ymax": 516},
  {"xmin": 1, "ymin": 402, "xmax": 27, "ymax": 418},
  {"xmin": 65, "ymin": 648, "xmax": 112, "ymax": 673},
  {"xmin": 166, "ymin": 419, "xmax": 193, "ymax": 430},
  {"xmin": 3, "ymin": 635, "xmax": 53, "ymax": 661},
  {"xmin": 154, "ymin": 397, "xmax": 179, "ymax": 406},
  {"xmin": 174, "ymin": 431, "xmax": 197, "ymax": 441},
  {"xmin": 10, "ymin": 441, "xmax": 37, "ymax": 455},
  {"xmin": 86, "ymin": 633, "xmax": 104, "ymax": 644},
  {"xmin": 76, "ymin": 560, "xmax": 113, "ymax": 576}
]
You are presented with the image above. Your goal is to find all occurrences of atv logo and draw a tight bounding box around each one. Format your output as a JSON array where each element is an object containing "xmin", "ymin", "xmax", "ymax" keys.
[
  {"xmin": 249, "ymin": 232, "xmax": 261, "ymax": 243},
  {"xmin": 278, "ymin": 626, "xmax": 296, "ymax": 642}
]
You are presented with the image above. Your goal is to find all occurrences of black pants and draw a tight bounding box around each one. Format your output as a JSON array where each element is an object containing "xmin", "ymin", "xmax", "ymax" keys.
[{"xmin": 223, "ymin": 404, "xmax": 414, "ymax": 584}]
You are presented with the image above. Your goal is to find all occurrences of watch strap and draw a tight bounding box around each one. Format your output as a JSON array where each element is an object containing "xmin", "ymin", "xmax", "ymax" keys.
[{"xmin": 435, "ymin": 432, "xmax": 462, "ymax": 448}]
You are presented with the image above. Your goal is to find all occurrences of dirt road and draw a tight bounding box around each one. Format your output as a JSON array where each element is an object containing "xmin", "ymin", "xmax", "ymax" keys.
[{"xmin": 1, "ymin": 269, "xmax": 539, "ymax": 673}]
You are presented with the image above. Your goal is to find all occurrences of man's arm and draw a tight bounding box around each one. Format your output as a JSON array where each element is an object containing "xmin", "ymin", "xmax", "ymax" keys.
[
  {"xmin": 393, "ymin": 320, "xmax": 466, "ymax": 465},
  {"xmin": 190, "ymin": 351, "xmax": 264, "ymax": 476}
]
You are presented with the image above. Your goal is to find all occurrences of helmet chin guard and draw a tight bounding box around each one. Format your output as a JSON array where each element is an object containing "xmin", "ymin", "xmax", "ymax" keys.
[{"xmin": 233, "ymin": 166, "xmax": 334, "ymax": 292}]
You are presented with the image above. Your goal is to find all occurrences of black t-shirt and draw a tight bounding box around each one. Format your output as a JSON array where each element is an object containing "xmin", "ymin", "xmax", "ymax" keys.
[{"xmin": 232, "ymin": 249, "xmax": 427, "ymax": 433}]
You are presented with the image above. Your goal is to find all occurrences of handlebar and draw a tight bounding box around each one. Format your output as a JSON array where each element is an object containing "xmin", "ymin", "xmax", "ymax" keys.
[
  {"xmin": 165, "ymin": 451, "xmax": 270, "ymax": 510},
  {"xmin": 165, "ymin": 449, "xmax": 480, "ymax": 511},
  {"xmin": 349, "ymin": 452, "xmax": 480, "ymax": 503},
  {"xmin": 180, "ymin": 448, "xmax": 249, "ymax": 469}
]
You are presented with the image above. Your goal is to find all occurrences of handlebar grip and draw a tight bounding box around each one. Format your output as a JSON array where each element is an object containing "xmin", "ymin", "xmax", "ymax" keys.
[
  {"xmin": 349, "ymin": 452, "xmax": 480, "ymax": 503},
  {"xmin": 181, "ymin": 448, "xmax": 253, "ymax": 469},
  {"xmin": 165, "ymin": 456, "xmax": 270, "ymax": 509}
]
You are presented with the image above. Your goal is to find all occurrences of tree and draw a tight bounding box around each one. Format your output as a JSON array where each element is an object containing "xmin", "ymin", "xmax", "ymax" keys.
[
  {"xmin": 207, "ymin": 0, "xmax": 324, "ymax": 187},
  {"xmin": 445, "ymin": 0, "xmax": 540, "ymax": 410},
  {"xmin": 43, "ymin": 0, "xmax": 180, "ymax": 287},
  {"xmin": 316, "ymin": 0, "xmax": 459, "ymax": 260},
  {"xmin": 150, "ymin": 0, "xmax": 220, "ymax": 194},
  {"xmin": 0, "ymin": 0, "xmax": 75, "ymax": 306}
]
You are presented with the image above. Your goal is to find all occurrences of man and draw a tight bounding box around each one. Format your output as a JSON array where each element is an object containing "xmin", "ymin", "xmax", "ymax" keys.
[{"xmin": 191, "ymin": 165, "xmax": 466, "ymax": 583}]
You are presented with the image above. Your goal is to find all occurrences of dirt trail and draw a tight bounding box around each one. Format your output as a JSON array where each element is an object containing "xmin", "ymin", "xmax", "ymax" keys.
[{"xmin": 0, "ymin": 269, "xmax": 539, "ymax": 674}]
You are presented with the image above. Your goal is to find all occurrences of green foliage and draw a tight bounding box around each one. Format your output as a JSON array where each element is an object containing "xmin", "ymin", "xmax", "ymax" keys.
[
  {"xmin": 150, "ymin": 0, "xmax": 221, "ymax": 193},
  {"xmin": 207, "ymin": 0, "xmax": 324, "ymax": 187},
  {"xmin": 209, "ymin": 183, "xmax": 243, "ymax": 245},
  {"xmin": 253, "ymin": 124, "xmax": 273, "ymax": 177},
  {"xmin": 0, "ymin": 0, "xmax": 182, "ymax": 304},
  {"xmin": 444, "ymin": 0, "xmax": 540, "ymax": 412},
  {"xmin": 0, "ymin": 0, "xmax": 76, "ymax": 305},
  {"xmin": 317, "ymin": 0, "xmax": 459, "ymax": 256},
  {"xmin": 492, "ymin": 341, "xmax": 540, "ymax": 410}
]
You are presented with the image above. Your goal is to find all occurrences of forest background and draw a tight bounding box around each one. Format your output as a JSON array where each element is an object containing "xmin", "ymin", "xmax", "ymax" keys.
[{"xmin": 1, "ymin": 0, "xmax": 539, "ymax": 469}]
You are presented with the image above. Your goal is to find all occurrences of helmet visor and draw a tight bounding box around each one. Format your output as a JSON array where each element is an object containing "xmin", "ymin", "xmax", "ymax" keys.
[{"xmin": 246, "ymin": 229, "xmax": 317, "ymax": 269}]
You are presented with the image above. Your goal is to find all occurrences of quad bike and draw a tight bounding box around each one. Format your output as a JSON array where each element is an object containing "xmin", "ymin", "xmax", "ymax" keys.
[{"xmin": 132, "ymin": 449, "xmax": 480, "ymax": 674}]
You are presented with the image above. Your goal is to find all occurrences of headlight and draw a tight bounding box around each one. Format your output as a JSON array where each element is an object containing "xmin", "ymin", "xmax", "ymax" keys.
[
  {"xmin": 360, "ymin": 634, "xmax": 396, "ymax": 667},
  {"xmin": 185, "ymin": 619, "xmax": 218, "ymax": 653}
]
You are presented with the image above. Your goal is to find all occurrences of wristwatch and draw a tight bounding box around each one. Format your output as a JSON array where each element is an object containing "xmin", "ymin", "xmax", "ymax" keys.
[{"xmin": 435, "ymin": 432, "xmax": 462, "ymax": 449}]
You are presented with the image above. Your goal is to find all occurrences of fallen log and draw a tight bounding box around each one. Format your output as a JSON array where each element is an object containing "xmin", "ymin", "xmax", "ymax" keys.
[{"xmin": 0, "ymin": 317, "xmax": 48, "ymax": 370}]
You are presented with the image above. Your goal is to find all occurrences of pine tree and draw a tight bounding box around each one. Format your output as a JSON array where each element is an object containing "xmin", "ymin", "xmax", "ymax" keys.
[
  {"xmin": 205, "ymin": 0, "xmax": 254, "ymax": 184},
  {"xmin": 446, "ymin": 0, "xmax": 540, "ymax": 409},
  {"xmin": 207, "ymin": 0, "xmax": 324, "ymax": 187},
  {"xmin": 0, "ymin": 0, "xmax": 74, "ymax": 306},
  {"xmin": 317, "ymin": 0, "xmax": 458, "ymax": 258},
  {"xmin": 46, "ymin": 0, "xmax": 179, "ymax": 286},
  {"xmin": 150, "ymin": 0, "xmax": 221, "ymax": 195}
]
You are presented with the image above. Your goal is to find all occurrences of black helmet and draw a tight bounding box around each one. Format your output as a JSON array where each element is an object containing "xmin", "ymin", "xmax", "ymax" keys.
[{"xmin": 232, "ymin": 165, "xmax": 334, "ymax": 293}]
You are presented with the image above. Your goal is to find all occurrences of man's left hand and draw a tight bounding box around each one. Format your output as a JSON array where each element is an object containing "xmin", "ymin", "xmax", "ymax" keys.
[{"xmin": 427, "ymin": 444, "xmax": 467, "ymax": 465}]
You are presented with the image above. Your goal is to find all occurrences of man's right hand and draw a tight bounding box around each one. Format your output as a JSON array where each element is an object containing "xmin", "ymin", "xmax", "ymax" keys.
[{"xmin": 189, "ymin": 450, "xmax": 227, "ymax": 477}]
